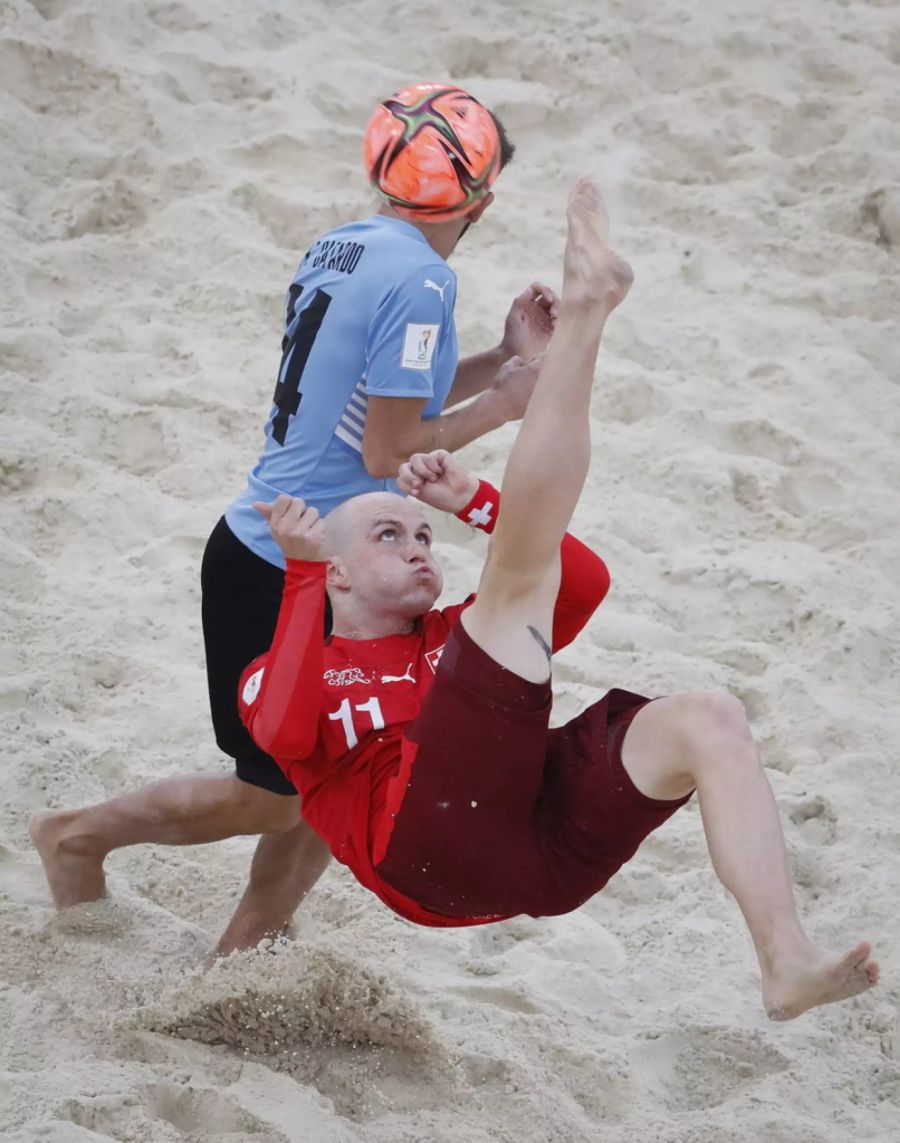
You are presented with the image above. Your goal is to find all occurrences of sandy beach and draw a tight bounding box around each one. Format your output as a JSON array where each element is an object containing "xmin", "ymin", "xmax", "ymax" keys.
[{"xmin": 2, "ymin": 0, "xmax": 899, "ymax": 1139}]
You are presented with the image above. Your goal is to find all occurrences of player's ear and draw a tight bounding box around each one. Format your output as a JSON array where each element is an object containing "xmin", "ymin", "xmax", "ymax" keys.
[{"xmin": 326, "ymin": 557, "xmax": 350, "ymax": 592}]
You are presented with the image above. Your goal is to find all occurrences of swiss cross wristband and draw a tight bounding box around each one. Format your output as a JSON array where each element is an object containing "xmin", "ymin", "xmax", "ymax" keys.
[{"xmin": 455, "ymin": 480, "xmax": 500, "ymax": 534}]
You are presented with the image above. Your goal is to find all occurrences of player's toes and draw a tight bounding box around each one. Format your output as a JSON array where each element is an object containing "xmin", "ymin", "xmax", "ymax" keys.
[
  {"xmin": 567, "ymin": 177, "xmax": 607, "ymax": 228},
  {"xmin": 568, "ymin": 175, "xmax": 600, "ymax": 209},
  {"xmin": 843, "ymin": 941, "xmax": 872, "ymax": 975},
  {"xmin": 837, "ymin": 943, "xmax": 877, "ymax": 995}
]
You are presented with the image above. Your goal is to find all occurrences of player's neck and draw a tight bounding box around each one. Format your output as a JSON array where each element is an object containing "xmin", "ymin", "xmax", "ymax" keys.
[
  {"xmin": 376, "ymin": 205, "xmax": 461, "ymax": 261},
  {"xmin": 330, "ymin": 604, "xmax": 417, "ymax": 641}
]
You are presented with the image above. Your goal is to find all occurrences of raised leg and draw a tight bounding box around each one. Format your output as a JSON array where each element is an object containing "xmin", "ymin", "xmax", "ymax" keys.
[
  {"xmin": 620, "ymin": 693, "xmax": 879, "ymax": 1020},
  {"xmin": 462, "ymin": 178, "xmax": 632, "ymax": 682}
]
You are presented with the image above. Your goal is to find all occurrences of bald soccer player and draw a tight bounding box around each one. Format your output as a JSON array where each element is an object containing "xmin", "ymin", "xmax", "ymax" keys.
[{"xmin": 238, "ymin": 180, "xmax": 878, "ymax": 1020}]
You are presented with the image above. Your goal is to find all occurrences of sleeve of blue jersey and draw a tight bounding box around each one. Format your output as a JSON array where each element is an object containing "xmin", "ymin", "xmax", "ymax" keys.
[{"xmin": 364, "ymin": 265, "xmax": 456, "ymax": 399}]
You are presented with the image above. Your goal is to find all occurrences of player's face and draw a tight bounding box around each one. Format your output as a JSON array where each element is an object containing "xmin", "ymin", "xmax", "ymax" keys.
[{"xmin": 342, "ymin": 497, "xmax": 443, "ymax": 617}]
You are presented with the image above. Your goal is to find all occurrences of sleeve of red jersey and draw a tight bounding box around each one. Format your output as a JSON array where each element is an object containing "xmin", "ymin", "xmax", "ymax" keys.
[
  {"xmin": 451, "ymin": 480, "xmax": 611, "ymax": 651},
  {"xmin": 237, "ymin": 559, "xmax": 327, "ymax": 763}
]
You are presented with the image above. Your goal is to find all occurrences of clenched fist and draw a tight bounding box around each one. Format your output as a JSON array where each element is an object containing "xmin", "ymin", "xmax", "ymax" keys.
[
  {"xmin": 253, "ymin": 495, "xmax": 326, "ymax": 562},
  {"xmin": 396, "ymin": 450, "xmax": 478, "ymax": 514}
]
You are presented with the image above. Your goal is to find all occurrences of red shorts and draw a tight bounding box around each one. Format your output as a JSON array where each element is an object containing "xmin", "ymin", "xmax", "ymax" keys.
[{"xmin": 376, "ymin": 620, "xmax": 692, "ymax": 920}]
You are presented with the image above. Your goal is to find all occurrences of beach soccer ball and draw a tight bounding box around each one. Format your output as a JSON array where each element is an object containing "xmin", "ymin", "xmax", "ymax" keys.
[{"xmin": 363, "ymin": 82, "xmax": 501, "ymax": 223}]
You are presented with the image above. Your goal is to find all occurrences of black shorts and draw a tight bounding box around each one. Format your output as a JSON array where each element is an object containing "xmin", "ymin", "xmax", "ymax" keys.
[{"xmin": 201, "ymin": 516, "xmax": 331, "ymax": 796}]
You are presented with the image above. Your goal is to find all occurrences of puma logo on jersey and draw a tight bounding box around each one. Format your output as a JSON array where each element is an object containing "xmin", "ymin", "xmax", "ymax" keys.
[
  {"xmin": 381, "ymin": 663, "xmax": 415, "ymax": 684},
  {"xmin": 424, "ymin": 278, "xmax": 450, "ymax": 302},
  {"xmin": 324, "ymin": 667, "xmax": 372, "ymax": 687}
]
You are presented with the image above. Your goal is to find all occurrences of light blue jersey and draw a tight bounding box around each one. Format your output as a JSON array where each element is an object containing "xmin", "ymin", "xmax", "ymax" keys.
[{"xmin": 226, "ymin": 215, "xmax": 459, "ymax": 567}]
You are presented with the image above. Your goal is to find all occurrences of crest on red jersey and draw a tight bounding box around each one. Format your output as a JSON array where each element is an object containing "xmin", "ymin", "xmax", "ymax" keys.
[
  {"xmin": 424, "ymin": 644, "xmax": 446, "ymax": 674},
  {"xmin": 324, "ymin": 667, "xmax": 372, "ymax": 687}
]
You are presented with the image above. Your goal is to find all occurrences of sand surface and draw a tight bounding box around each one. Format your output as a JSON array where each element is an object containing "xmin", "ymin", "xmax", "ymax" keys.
[{"xmin": 2, "ymin": 0, "xmax": 900, "ymax": 1139}]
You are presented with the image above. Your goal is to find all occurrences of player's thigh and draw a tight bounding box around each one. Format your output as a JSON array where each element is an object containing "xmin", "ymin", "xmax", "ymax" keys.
[
  {"xmin": 619, "ymin": 695, "xmax": 699, "ymax": 803},
  {"xmin": 461, "ymin": 555, "xmax": 561, "ymax": 683}
]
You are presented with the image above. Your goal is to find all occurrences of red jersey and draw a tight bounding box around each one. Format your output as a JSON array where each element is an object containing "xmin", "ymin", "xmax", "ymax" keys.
[{"xmin": 239, "ymin": 481, "xmax": 611, "ymax": 927}]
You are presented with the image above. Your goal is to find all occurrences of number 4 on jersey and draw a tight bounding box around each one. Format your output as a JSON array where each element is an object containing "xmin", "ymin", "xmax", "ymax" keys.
[{"xmin": 271, "ymin": 285, "xmax": 332, "ymax": 445}]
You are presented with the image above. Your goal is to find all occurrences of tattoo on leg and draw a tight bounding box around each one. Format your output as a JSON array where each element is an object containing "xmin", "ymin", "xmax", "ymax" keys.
[{"xmin": 527, "ymin": 625, "xmax": 552, "ymax": 663}]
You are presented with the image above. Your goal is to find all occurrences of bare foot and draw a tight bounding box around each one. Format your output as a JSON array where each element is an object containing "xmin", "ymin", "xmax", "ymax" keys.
[
  {"xmin": 562, "ymin": 176, "xmax": 633, "ymax": 312},
  {"xmin": 763, "ymin": 940, "xmax": 879, "ymax": 1021},
  {"xmin": 29, "ymin": 811, "xmax": 107, "ymax": 908},
  {"xmin": 212, "ymin": 912, "xmax": 292, "ymax": 961}
]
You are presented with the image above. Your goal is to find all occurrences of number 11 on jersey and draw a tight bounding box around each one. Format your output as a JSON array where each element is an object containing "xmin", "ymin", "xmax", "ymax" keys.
[{"xmin": 328, "ymin": 696, "xmax": 385, "ymax": 750}]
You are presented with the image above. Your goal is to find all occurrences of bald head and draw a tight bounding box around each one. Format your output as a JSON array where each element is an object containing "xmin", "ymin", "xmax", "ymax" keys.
[
  {"xmin": 324, "ymin": 492, "xmax": 429, "ymax": 557},
  {"xmin": 322, "ymin": 491, "xmax": 443, "ymax": 633}
]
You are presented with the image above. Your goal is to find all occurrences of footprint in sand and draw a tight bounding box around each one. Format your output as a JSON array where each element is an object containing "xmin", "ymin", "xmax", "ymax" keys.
[
  {"xmin": 146, "ymin": 1, "xmax": 211, "ymax": 34},
  {"xmin": 787, "ymin": 793, "xmax": 838, "ymax": 846},
  {"xmin": 443, "ymin": 34, "xmax": 524, "ymax": 82},
  {"xmin": 777, "ymin": 470, "xmax": 844, "ymax": 518},
  {"xmin": 769, "ymin": 99, "xmax": 848, "ymax": 159},
  {"xmin": 541, "ymin": 1041, "xmax": 631, "ymax": 1123},
  {"xmin": 146, "ymin": 1083, "xmax": 273, "ymax": 1138},
  {"xmin": 78, "ymin": 406, "xmax": 176, "ymax": 477},
  {"xmin": 726, "ymin": 418, "xmax": 804, "ymax": 466},
  {"xmin": 154, "ymin": 52, "xmax": 274, "ymax": 105},
  {"xmin": 467, "ymin": 916, "xmax": 546, "ymax": 960},
  {"xmin": 449, "ymin": 984, "xmax": 542, "ymax": 1015},
  {"xmin": 128, "ymin": 534, "xmax": 206, "ymax": 573},
  {"xmin": 66, "ymin": 178, "xmax": 148, "ymax": 239},
  {"xmin": 59, "ymin": 1084, "xmax": 272, "ymax": 1142},
  {"xmin": 630, "ymin": 1025, "xmax": 789, "ymax": 1111},
  {"xmin": 0, "ymin": 38, "xmax": 121, "ymax": 118},
  {"xmin": 601, "ymin": 375, "xmax": 667, "ymax": 425}
]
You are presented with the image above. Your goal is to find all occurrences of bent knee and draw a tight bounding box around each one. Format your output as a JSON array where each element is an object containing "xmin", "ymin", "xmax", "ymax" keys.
[{"xmin": 670, "ymin": 692, "xmax": 754, "ymax": 755}]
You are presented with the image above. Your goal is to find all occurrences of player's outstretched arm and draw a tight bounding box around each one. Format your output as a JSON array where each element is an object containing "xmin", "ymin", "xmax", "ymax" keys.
[
  {"xmin": 397, "ymin": 450, "xmax": 611, "ymax": 647},
  {"xmin": 443, "ymin": 282, "xmax": 560, "ymax": 408},
  {"xmin": 362, "ymin": 355, "xmax": 542, "ymax": 478},
  {"xmin": 240, "ymin": 497, "xmax": 328, "ymax": 761}
]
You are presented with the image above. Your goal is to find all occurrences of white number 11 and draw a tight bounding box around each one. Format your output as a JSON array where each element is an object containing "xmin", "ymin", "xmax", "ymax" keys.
[{"xmin": 327, "ymin": 696, "xmax": 385, "ymax": 750}]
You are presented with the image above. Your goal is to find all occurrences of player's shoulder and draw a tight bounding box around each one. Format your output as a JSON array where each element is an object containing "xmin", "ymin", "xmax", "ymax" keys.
[
  {"xmin": 386, "ymin": 260, "xmax": 457, "ymax": 317},
  {"xmin": 426, "ymin": 597, "xmax": 473, "ymax": 635}
]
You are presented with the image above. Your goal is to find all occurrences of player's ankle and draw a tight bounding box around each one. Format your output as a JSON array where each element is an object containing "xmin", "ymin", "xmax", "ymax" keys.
[{"xmin": 757, "ymin": 930, "xmax": 817, "ymax": 975}]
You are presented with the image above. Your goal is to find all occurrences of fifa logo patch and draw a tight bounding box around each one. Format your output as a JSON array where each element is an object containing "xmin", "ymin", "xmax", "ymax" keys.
[
  {"xmin": 242, "ymin": 668, "xmax": 264, "ymax": 704},
  {"xmin": 401, "ymin": 323, "xmax": 440, "ymax": 370}
]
